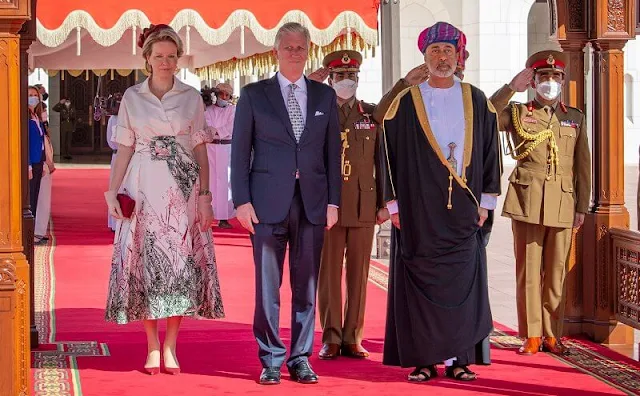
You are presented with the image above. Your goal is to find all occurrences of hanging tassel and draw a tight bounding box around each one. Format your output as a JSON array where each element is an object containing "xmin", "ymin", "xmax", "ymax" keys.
[
  {"xmin": 186, "ymin": 25, "xmax": 191, "ymax": 55},
  {"xmin": 240, "ymin": 25, "xmax": 245, "ymax": 55},
  {"xmin": 347, "ymin": 27, "xmax": 352, "ymax": 49},
  {"xmin": 76, "ymin": 27, "xmax": 82, "ymax": 56},
  {"xmin": 135, "ymin": 69, "xmax": 138, "ymax": 81},
  {"xmin": 110, "ymin": 69, "xmax": 114, "ymax": 80},
  {"xmin": 85, "ymin": 69, "xmax": 89, "ymax": 80},
  {"xmin": 132, "ymin": 26, "xmax": 137, "ymax": 55}
]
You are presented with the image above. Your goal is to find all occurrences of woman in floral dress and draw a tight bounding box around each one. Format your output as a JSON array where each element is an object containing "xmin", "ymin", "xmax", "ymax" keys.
[{"xmin": 104, "ymin": 24, "xmax": 224, "ymax": 375}]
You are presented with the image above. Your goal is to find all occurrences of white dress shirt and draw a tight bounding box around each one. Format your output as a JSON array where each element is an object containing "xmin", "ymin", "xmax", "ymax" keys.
[
  {"xmin": 387, "ymin": 80, "xmax": 497, "ymax": 214},
  {"xmin": 111, "ymin": 77, "xmax": 210, "ymax": 150},
  {"xmin": 276, "ymin": 72, "xmax": 307, "ymax": 124}
]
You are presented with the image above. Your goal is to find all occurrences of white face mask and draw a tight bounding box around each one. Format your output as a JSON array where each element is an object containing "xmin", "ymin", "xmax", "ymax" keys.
[
  {"xmin": 28, "ymin": 96, "xmax": 40, "ymax": 108},
  {"xmin": 216, "ymin": 99, "xmax": 229, "ymax": 107},
  {"xmin": 536, "ymin": 80, "xmax": 561, "ymax": 101},
  {"xmin": 332, "ymin": 79, "xmax": 358, "ymax": 100}
]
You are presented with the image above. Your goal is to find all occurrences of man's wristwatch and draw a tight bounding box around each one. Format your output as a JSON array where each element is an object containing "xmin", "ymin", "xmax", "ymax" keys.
[{"xmin": 198, "ymin": 189, "xmax": 212, "ymax": 196}]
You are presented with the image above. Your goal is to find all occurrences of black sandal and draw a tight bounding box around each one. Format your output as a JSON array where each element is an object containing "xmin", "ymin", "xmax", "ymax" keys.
[
  {"xmin": 408, "ymin": 365, "xmax": 438, "ymax": 382},
  {"xmin": 445, "ymin": 364, "xmax": 476, "ymax": 381}
]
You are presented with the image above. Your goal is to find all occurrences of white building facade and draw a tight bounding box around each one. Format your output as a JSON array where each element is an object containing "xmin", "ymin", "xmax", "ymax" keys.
[{"xmin": 355, "ymin": 0, "xmax": 640, "ymax": 164}]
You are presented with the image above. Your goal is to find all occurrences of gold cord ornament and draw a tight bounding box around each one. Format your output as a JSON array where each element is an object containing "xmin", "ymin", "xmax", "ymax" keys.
[{"xmin": 507, "ymin": 104, "xmax": 559, "ymax": 170}]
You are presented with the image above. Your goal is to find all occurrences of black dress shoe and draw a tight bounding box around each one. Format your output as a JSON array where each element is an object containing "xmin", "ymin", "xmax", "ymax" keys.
[
  {"xmin": 259, "ymin": 367, "xmax": 281, "ymax": 385},
  {"xmin": 288, "ymin": 361, "xmax": 318, "ymax": 384}
]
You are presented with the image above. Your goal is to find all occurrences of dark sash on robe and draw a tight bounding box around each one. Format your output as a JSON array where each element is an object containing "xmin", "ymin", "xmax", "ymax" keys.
[{"xmin": 381, "ymin": 83, "xmax": 501, "ymax": 368}]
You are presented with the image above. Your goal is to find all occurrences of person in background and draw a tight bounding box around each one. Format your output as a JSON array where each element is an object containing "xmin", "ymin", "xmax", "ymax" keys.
[
  {"xmin": 28, "ymin": 86, "xmax": 46, "ymax": 243},
  {"xmin": 106, "ymin": 92, "xmax": 123, "ymax": 232},
  {"xmin": 53, "ymin": 97, "xmax": 76, "ymax": 160},
  {"xmin": 205, "ymin": 82, "xmax": 236, "ymax": 229}
]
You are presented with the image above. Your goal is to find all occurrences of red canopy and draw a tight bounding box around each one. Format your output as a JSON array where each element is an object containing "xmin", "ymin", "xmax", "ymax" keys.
[
  {"xmin": 33, "ymin": 1, "xmax": 380, "ymax": 73},
  {"xmin": 38, "ymin": 1, "xmax": 379, "ymax": 32}
]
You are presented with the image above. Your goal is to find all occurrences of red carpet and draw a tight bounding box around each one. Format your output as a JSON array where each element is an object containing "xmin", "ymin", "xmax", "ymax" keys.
[{"xmin": 31, "ymin": 168, "xmax": 636, "ymax": 395}]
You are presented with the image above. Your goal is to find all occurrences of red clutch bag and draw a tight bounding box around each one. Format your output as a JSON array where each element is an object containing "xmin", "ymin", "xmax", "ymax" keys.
[{"xmin": 116, "ymin": 193, "xmax": 135, "ymax": 218}]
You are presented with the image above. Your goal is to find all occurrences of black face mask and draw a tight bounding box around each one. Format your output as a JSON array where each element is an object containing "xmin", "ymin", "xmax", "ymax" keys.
[{"xmin": 42, "ymin": 93, "xmax": 49, "ymax": 101}]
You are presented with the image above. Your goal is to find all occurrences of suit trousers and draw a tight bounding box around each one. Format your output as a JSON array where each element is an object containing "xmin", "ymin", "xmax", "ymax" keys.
[
  {"xmin": 251, "ymin": 182, "xmax": 325, "ymax": 368},
  {"xmin": 318, "ymin": 225, "xmax": 374, "ymax": 345},
  {"xmin": 512, "ymin": 220, "xmax": 572, "ymax": 338}
]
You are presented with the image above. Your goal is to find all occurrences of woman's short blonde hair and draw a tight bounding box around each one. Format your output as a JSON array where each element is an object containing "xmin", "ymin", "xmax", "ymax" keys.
[{"xmin": 140, "ymin": 25, "xmax": 184, "ymax": 73}]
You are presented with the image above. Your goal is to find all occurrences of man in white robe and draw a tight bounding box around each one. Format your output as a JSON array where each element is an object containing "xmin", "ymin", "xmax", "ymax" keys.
[{"xmin": 205, "ymin": 83, "xmax": 236, "ymax": 228}]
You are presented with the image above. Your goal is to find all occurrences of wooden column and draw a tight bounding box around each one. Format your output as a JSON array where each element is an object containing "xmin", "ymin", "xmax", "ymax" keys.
[
  {"xmin": 558, "ymin": 41, "xmax": 587, "ymax": 335},
  {"xmin": 557, "ymin": 0, "xmax": 589, "ymax": 334},
  {"xmin": 582, "ymin": 39, "xmax": 633, "ymax": 344},
  {"xmin": 19, "ymin": 1, "xmax": 38, "ymax": 348},
  {"xmin": 579, "ymin": 0, "xmax": 637, "ymax": 344},
  {"xmin": 0, "ymin": 1, "xmax": 32, "ymax": 394}
]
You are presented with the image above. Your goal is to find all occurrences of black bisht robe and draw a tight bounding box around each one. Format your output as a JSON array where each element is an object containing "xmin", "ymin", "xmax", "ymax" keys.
[{"xmin": 381, "ymin": 83, "xmax": 501, "ymax": 368}]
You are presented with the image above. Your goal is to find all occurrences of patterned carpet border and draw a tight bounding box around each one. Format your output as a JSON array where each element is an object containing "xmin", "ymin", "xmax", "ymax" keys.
[
  {"xmin": 32, "ymin": 220, "xmax": 102, "ymax": 396},
  {"xmin": 368, "ymin": 258, "xmax": 640, "ymax": 396},
  {"xmin": 34, "ymin": 219, "xmax": 57, "ymax": 344}
]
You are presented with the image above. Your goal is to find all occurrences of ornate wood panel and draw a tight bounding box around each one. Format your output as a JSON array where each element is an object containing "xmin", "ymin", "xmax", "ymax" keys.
[
  {"xmin": 610, "ymin": 228, "xmax": 640, "ymax": 330},
  {"xmin": 0, "ymin": 1, "xmax": 32, "ymax": 394},
  {"xmin": 60, "ymin": 71, "xmax": 135, "ymax": 154}
]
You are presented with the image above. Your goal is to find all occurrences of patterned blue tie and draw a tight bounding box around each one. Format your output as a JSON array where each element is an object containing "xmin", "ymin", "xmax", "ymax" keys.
[{"xmin": 287, "ymin": 83, "xmax": 304, "ymax": 142}]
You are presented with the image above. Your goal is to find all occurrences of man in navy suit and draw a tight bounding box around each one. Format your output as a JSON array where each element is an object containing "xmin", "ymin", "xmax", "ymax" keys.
[{"xmin": 231, "ymin": 22, "xmax": 341, "ymax": 385}]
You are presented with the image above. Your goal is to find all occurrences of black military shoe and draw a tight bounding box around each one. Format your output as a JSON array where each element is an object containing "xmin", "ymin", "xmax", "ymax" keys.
[
  {"xmin": 259, "ymin": 367, "xmax": 281, "ymax": 385},
  {"xmin": 288, "ymin": 361, "xmax": 319, "ymax": 384}
]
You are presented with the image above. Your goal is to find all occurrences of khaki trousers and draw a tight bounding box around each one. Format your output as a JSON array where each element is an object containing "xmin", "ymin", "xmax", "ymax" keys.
[
  {"xmin": 512, "ymin": 220, "xmax": 572, "ymax": 338},
  {"xmin": 318, "ymin": 225, "xmax": 374, "ymax": 344}
]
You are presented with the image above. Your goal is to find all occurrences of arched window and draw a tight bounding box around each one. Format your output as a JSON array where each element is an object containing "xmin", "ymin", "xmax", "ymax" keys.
[{"xmin": 625, "ymin": 73, "xmax": 634, "ymax": 123}]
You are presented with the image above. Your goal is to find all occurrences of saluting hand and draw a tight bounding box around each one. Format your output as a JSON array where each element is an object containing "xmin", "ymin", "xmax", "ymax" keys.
[
  {"xmin": 404, "ymin": 64, "xmax": 430, "ymax": 86},
  {"xmin": 237, "ymin": 202, "xmax": 259, "ymax": 234},
  {"xmin": 508, "ymin": 68, "xmax": 535, "ymax": 92},
  {"xmin": 308, "ymin": 67, "xmax": 330, "ymax": 83}
]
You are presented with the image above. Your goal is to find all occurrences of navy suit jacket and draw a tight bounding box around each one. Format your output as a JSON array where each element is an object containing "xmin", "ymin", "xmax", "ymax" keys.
[{"xmin": 231, "ymin": 75, "xmax": 341, "ymax": 225}]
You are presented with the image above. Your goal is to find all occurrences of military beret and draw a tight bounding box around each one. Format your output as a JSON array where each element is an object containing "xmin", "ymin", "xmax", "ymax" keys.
[
  {"xmin": 322, "ymin": 50, "xmax": 362, "ymax": 73},
  {"xmin": 526, "ymin": 50, "xmax": 567, "ymax": 73}
]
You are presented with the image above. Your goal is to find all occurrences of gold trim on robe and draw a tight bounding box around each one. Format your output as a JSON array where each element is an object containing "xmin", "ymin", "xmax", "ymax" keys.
[{"xmin": 409, "ymin": 86, "xmax": 479, "ymax": 209}]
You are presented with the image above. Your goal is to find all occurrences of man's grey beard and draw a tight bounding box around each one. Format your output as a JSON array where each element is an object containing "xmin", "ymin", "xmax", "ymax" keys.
[{"xmin": 428, "ymin": 64, "xmax": 455, "ymax": 78}]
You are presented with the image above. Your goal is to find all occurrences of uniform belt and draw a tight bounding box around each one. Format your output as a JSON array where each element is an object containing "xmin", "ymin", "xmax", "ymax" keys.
[
  {"xmin": 212, "ymin": 139, "xmax": 232, "ymax": 145},
  {"xmin": 517, "ymin": 161, "xmax": 570, "ymax": 176}
]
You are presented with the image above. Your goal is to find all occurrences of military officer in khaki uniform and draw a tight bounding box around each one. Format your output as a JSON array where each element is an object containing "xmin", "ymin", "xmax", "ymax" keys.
[
  {"xmin": 311, "ymin": 51, "xmax": 430, "ymax": 359},
  {"xmin": 490, "ymin": 50, "xmax": 591, "ymax": 356}
]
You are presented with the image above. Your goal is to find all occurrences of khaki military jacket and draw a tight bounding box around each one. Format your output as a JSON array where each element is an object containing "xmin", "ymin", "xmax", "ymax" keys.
[
  {"xmin": 336, "ymin": 79, "xmax": 410, "ymax": 228},
  {"xmin": 490, "ymin": 85, "xmax": 591, "ymax": 229}
]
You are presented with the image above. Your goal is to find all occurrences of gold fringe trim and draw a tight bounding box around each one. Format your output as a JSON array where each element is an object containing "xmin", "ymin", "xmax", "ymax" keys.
[
  {"xmin": 36, "ymin": 10, "xmax": 378, "ymax": 48},
  {"xmin": 40, "ymin": 69, "xmax": 150, "ymax": 79},
  {"xmin": 196, "ymin": 32, "xmax": 373, "ymax": 81}
]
